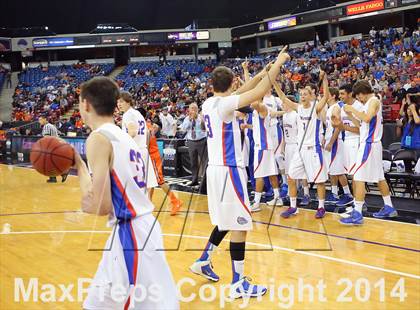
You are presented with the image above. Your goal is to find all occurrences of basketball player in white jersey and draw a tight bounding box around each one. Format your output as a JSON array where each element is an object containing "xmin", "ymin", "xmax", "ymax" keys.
[
  {"xmin": 334, "ymin": 84, "xmax": 365, "ymax": 213},
  {"xmin": 263, "ymin": 90, "xmax": 289, "ymax": 198},
  {"xmin": 323, "ymin": 87, "xmax": 353, "ymax": 206},
  {"xmin": 272, "ymin": 85, "xmax": 313, "ymax": 207},
  {"xmin": 250, "ymin": 100, "xmax": 283, "ymax": 212},
  {"xmin": 74, "ymin": 77, "xmax": 179, "ymax": 309},
  {"xmin": 117, "ymin": 92, "xmax": 158, "ymax": 196},
  {"xmin": 118, "ymin": 93, "xmax": 183, "ymax": 215},
  {"xmin": 189, "ymin": 47, "xmax": 290, "ymax": 299},
  {"xmin": 340, "ymin": 80, "xmax": 398, "ymax": 225},
  {"xmin": 276, "ymin": 72, "xmax": 330, "ymax": 218}
]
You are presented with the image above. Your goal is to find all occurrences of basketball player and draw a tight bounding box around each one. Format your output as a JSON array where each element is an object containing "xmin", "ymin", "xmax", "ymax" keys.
[
  {"xmin": 273, "ymin": 85, "xmax": 311, "ymax": 206},
  {"xmin": 117, "ymin": 92, "xmax": 159, "ymax": 198},
  {"xmin": 334, "ymin": 84, "xmax": 365, "ymax": 211},
  {"xmin": 74, "ymin": 77, "xmax": 179, "ymax": 309},
  {"xmin": 251, "ymin": 100, "xmax": 283, "ymax": 212},
  {"xmin": 277, "ymin": 71, "xmax": 330, "ymax": 218},
  {"xmin": 189, "ymin": 47, "xmax": 290, "ymax": 299},
  {"xmin": 146, "ymin": 115, "xmax": 183, "ymax": 216},
  {"xmin": 263, "ymin": 90, "xmax": 289, "ymax": 198},
  {"xmin": 324, "ymin": 88, "xmax": 353, "ymax": 205},
  {"xmin": 340, "ymin": 80, "xmax": 398, "ymax": 225}
]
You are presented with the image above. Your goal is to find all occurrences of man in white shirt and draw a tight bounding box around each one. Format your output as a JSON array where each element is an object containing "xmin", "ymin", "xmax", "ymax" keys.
[{"xmin": 159, "ymin": 107, "xmax": 177, "ymax": 138}]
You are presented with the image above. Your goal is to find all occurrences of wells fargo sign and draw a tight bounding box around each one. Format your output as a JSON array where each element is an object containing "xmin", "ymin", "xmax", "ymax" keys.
[{"xmin": 346, "ymin": 0, "xmax": 384, "ymax": 16}]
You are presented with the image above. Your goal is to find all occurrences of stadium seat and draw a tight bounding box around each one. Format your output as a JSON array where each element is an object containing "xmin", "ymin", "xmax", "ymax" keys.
[{"xmin": 386, "ymin": 149, "xmax": 417, "ymax": 196}]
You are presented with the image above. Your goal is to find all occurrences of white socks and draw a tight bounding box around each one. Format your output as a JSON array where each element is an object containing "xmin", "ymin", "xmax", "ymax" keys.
[
  {"xmin": 354, "ymin": 201, "xmax": 364, "ymax": 213},
  {"xmin": 343, "ymin": 185, "xmax": 351, "ymax": 195},
  {"xmin": 383, "ymin": 195, "xmax": 393, "ymax": 207},
  {"xmin": 254, "ymin": 192, "xmax": 262, "ymax": 204}
]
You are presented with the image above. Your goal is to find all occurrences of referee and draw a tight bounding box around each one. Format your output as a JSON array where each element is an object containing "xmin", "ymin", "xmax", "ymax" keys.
[
  {"xmin": 38, "ymin": 115, "xmax": 68, "ymax": 183},
  {"xmin": 180, "ymin": 103, "xmax": 208, "ymax": 186}
]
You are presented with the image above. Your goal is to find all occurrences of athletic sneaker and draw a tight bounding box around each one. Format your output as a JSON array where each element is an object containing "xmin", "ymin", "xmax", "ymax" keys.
[
  {"xmin": 300, "ymin": 195, "xmax": 311, "ymax": 206},
  {"xmin": 339, "ymin": 207, "xmax": 354, "ymax": 218},
  {"xmin": 170, "ymin": 200, "xmax": 183, "ymax": 216},
  {"xmin": 325, "ymin": 193, "xmax": 339, "ymax": 205},
  {"xmin": 281, "ymin": 207, "xmax": 298, "ymax": 218},
  {"xmin": 340, "ymin": 210, "xmax": 364, "ymax": 225},
  {"xmin": 373, "ymin": 205, "xmax": 398, "ymax": 218},
  {"xmin": 336, "ymin": 194, "xmax": 354, "ymax": 207},
  {"xmin": 189, "ymin": 260, "xmax": 219, "ymax": 282},
  {"xmin": 266, "ymin": 197, "xmax": 283, "ymax": 206},
  {"xmin": 315, "ymin": 208, "xmax": 326, "ymax": 219},
  {"xmin": 251, "ymin": 203, "xmax": 261, "ymax": 213},
  {"xmin": 229, "ymin": 277, "xmax": 267, "ymax": 299},
  {"xmin": 282, "ymin": 196, "xmax": 290, "ymax": 205},
  {"xmin": 280, "ymin": 183, "xmax": 288, "ymax": 198}
]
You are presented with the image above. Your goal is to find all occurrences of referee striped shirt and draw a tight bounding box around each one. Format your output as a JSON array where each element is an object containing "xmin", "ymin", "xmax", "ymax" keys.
[{"xmin": 42, "ymin": 123, "xmax": 59, "ymax": 137}]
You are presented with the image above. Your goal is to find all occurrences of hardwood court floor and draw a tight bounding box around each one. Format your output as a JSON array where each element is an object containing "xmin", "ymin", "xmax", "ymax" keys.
[{"xmin": 0, "ymin": 164, "xmax": 419, "ymax": 309}]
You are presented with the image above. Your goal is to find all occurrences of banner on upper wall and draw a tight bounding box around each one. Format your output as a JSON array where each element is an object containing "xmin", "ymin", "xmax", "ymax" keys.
[{"xmin": 346, "ymin": 0, "xmax": 385, "ymax": 16}]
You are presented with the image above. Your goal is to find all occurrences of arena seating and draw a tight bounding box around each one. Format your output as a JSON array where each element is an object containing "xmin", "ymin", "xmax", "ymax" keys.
[
  {"xmin": 17, "ymin": 63, "xmax": 114, "ymax": 92},
  {"xmin": 116, "ymin": 60, "xmax": 214, "ymax": 90}
]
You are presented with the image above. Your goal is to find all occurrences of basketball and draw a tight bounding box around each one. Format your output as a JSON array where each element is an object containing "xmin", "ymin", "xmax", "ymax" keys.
[{"xmin": 30, "ymin": 136, "xmax": 74, "ymax": 177}]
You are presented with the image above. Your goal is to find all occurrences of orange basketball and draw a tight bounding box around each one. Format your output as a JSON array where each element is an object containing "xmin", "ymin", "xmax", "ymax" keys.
[{"xmin": 30, "ymin": 136, "xmax": 75, "ymax": 177}]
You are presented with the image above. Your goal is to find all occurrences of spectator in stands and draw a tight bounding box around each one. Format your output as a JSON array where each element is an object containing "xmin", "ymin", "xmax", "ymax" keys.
[
  {"xmin": 180, "ymin": 103, "xmax": 208, "ymax": 187},
  {"xmin": 398, "ymin": 96, "xmax": 420, "ymax": 150},
  {"xmin": 159, "ymin": 107, "xmax": 177, "ymax": 138}
]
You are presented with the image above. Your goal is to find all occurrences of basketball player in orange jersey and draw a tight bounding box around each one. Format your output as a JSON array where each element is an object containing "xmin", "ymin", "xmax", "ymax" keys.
[
  {"xmin": 146, "ymin": 117, "xmax": 183, "ymax": 215},
  {"xmin": 73, "ymin": 77, "xmax": 179, "ymax": 309}
]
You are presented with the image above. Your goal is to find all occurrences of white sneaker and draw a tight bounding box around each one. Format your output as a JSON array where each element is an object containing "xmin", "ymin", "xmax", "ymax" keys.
[
  {"xmin": 266, "ymin": 197, "xmax": 283, "ymax": 206},
  {"xmin": 339, "ymin": 207, "xmax": 353, "ymax": 218},
  {"xmin": 229, "ymin": 277, "xmax": 267, "ymax": 299},
  {"xmin": 251, "ymin": 203, "xmax": 261, "ymax": 213},
  {"xmin": 189, "ymin": 260, "xmax": 219, "ymax": 282}
]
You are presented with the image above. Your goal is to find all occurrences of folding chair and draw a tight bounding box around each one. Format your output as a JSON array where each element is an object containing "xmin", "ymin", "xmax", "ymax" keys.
[
  {"xmin": 388, "ymin": 142, "xmax": 401, "ymax": 155},
  {"xmin": 387, "ymin": 149, "xmax": 417, "ymax": 196}
]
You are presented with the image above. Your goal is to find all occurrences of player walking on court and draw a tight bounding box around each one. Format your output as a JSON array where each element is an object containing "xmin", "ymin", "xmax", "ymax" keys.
[
  {"xmin": 146, "ymin": 118, "xmax": 183, "ymax": 215},
  {"xmin": 340, "ymin": 80, "xmax": 398, "ymax": 225},
  {"xmin": 189, "ymin": 47, "xmax": 290, "ymax": 298},
  {"xmin": 74, "ymin": 77, "xmax": 179, "ymax": 309},
  {"xmin": 278, "ymin": 71, "xmax": 330, "ymax": 219},
  {"xmin": 118, "ymin": 92, "xmax": 159, "ymax": 198}
]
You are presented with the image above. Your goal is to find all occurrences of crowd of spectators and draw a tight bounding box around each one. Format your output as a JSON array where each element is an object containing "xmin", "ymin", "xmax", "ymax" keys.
[
  {"xmin": 7, "ymin": 26, "xmax": 420, "ymax": 140},
  {"xmin": 10, "ymin": 62, "xmax": 113, "ymax": 135}
]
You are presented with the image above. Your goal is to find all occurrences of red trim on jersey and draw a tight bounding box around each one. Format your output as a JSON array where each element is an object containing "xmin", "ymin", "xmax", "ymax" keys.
[
  {"xmin": 111, "ymin": 170, "xmax": 137, "ymax": 218},
  {"xmin": 254, "ymin": 150, "xmax": 264, "ymax": 173},
  {"xmin": 222, "ymin": 123, "xmax": 227, "ymax": 166},
  {"xmin": 313, "ymin": 153, "xmax": 324, "ymax": 183},
  {"xmin": 228, "ymin": 167, "xmax": 251, "ymax": 216}
]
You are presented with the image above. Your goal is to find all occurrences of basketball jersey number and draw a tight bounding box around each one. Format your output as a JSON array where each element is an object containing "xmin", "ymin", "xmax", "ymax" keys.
[
  {"xmin": 129, "ymin": 149, "xmax": 146, "ymax": 189},
  {"xmin": 204, "ymin": 115, "xmax": 213, "ymax": 138},
  {"xmin": 138, "ymin": 120, "xmax": 145, "ymax": 135},
  {"xmin": 285, "ymin": 128, "xmax": 289, "ymax": 138}
]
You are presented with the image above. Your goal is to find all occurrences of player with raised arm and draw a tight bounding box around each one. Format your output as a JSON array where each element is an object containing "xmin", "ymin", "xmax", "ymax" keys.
[
  {"xmin": 277, "ymin": 71, "xmax": 330, "ymax": 219},
  {"xmin": 189, "ymin": 47, "xmax": 290, "ymax": 299},
  {"xmin": 74, "ymin": 77, "xmax": 179, "ymax": 309},
  {"xmin": 340, "ymin": 80, "xmax": 398, "ymax": 225}
]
